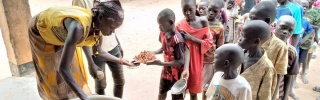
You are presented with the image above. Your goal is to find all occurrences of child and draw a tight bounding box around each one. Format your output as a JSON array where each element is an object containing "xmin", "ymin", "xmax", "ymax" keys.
[
  {"xmin": 238, "ymin": 20, "xmax": 277, "ymax": 100},
  {"xmin": 202, "ymin": 0, "xmax": 225, "ymax": 99},
  {"xmin": 274, "ymin": 15, "xmax": 300, "ymax": 100},
  {"xmin": 249, "ymin": 1, "xmax": 289, "ymax": 99},
  {"xmin": 206, "ymin": 44, "xmax": 252, "ymax": 100},
  {"xmin": 197, "ymin": 0, "xmax": 209, "ymax": 16},
  {"xmin": 297, "ymin": 0, "xmax": 314, "ymax": 85},
  {"xmin": 176, "ymin": 0, "xmax": 213, "ymax": 99},
  {"xmin": 276, "ymin": 0, "xmax": 304, "ymax": 48},
  {"xmin": 145, "ymin": 8, "xmax": 188, "ymax": 100}
]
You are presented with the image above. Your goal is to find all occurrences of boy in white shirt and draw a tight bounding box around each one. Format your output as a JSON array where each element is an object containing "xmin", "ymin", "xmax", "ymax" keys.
[{"xmin": 206, "ymin": 44, "xmax": 252, "ymax": 100}]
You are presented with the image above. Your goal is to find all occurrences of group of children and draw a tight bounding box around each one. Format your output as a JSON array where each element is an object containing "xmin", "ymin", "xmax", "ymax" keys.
[{"xmin": 146, "ymin": 0, "xmax": 320, "ymax": 99}]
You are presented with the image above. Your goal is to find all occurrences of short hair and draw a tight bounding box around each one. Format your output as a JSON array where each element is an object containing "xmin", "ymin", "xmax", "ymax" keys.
[
  {"xmin": 252, "ymin": 1, "xmax": 277, "ymax": 23},
  {"xmin": 182, "ymin": 0, "xmax": 197, "ymax": 6},
  {"xmin": 277, "ymin": 15, "xmax": 296, "ymax": 27},
  {"xmin": 158, "ymin": 8, "xmax": 176, "ymax": 23},
  {"xmin": 216, "ymin": 43, "xmax": 245, "ymax": 68},
  {"xmin": 243, "ymin": 20, "xmax": 271, "ymax": 43},
  {"xmin": 209, "ymin": 0, "xmax": 225, "ymax": 9}
]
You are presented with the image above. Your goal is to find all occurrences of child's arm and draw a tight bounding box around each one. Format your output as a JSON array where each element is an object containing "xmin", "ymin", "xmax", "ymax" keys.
[
  {"xmin": 258, "ymin": 68, "xmax": 277, "ymax": 100},
  {"xmin": 151, "ymin": 47, "xmax": 163, "ymax": 55},
  {"xmin": 181, "ymin": 46, "xmax": 190, "ymax": 79},
  {"xmin": 300, "ymin": 22, "xmax": 314, "ymax": 45},
  {"xmin": 216, "ymin": 28, "xmax": 225, "ymax": 48},
  {"xmin": 147, "ymin": 43, "xmax": 184, "ymax": 66}
]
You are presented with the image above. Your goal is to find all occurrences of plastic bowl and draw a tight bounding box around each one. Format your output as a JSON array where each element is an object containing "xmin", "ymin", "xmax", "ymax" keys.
[
  {"xmin": 71, "ymin": 95, "xmax": 122, "ymax": 100},
  {"xmin": 171, "ymin": 78, "xmax": 187, "ymax": 94}
]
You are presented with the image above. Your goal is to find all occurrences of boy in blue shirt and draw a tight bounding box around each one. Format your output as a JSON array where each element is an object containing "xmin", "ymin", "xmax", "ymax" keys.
[{"xmin": 276, "ymin": 0, "xmax": 305, "ymax": 48}]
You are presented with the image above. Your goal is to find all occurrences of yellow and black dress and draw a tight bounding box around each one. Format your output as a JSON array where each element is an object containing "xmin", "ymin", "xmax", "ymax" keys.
[{"xmin": 28, "ymin": 6, "xmax": 96, "ymax": 100}]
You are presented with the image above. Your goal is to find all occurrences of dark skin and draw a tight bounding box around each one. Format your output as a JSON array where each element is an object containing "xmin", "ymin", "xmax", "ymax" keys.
[
  {"xmin": 249, "ymin": 6, "xmax": 284, "ymax": 100},
  {"xmin": 274, "ymin": 16, "xmax": 296, "ymax": 100},
  {"xmin": 60, "ymin": 10, "xmax": 133, "ymax": 99},
  {"xmin": 197, "ymin": 1, "xmax": 208, "ymax": 16},
  {"xmin": 201, "ymin": 3, "xmax": 221, "ymax": 100},
  {"xmin": 214, "ymin": 44, "xmax": 244, "ymax": 80},
  {"xmin": 180, "ymin": 0, "xmax": 208, "ymax": 99},
  {"xmin": 278, "ymin": 0, "xmax": 301, "ymax": 48},
  {"xmin": 146, "ymin": 15, "xmax": 190, "ymax": 100},
  {"xmin": 238, "ymin": 25, "xmax": 264, "ymax": 73},
  {"xmin": 297, "ymin": 0, "xmax": 313, "ymax": 85}
]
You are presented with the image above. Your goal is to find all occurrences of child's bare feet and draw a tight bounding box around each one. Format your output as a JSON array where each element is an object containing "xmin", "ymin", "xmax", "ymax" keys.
[
  {"xmin": 293, "ymin": 81, "xmax": 299, "ymax": 88},
  {"xmin": 301, "ymin": 75, "xmax": 309, "ymax": 84},
  {"xmin": 313, "ymin": 86, "xmax": 320, "ymax": 92},
  {"xmin": 289, "ymin": 91, "xmax": 299, "ymax": 100}
]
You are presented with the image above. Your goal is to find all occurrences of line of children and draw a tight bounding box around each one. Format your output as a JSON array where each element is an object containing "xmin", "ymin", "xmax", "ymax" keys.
[
  {"xmin": 202, "ymin": 0, "xmax": 226, "ymax": 99},
  {"xmin": 274, "ymin": 15, "xmax": 300, "ymax": 100},
  {"xmin": 238, "ymin": 20, "xmax": 277, "ymax": 100},
  {"xmin": 249, "ymin": 1, "xmax": 289, "ymax": 99}
]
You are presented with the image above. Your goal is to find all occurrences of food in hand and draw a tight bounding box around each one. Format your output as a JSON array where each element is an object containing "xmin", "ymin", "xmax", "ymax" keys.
[
  {"xmin": 134, "ymin": 51, "xmax": 157, "ymax": 63},
  {"xmin": 97, "ymin": 71, "xmax": 104, "ymax": 81}
]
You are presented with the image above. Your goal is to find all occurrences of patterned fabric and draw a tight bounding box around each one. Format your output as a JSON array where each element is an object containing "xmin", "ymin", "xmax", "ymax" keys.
[
  {"xmin": 176, "ymin": 18, "xmax": 213, "ymax": 93},
  {"xmin": 159, "ymin": 30, "xmax": 185, "ymax": 82},
  {"xmin": 204, "ymin": 23, "xmax": 225, "ymax": 64},
  {"xmin": 287, "ymin": 44, "xmax": 299, "ymax": 75},
  {"xmin": 206, "ymin": 72, "xmax": 252, "ymax": 100},
  {"xmin": 262, "ymin": 34, "xmax": 289, "ymax": 75},
  {"xmin": 299, "ymin": 18, "xmax": 314, "ymax": 50},
  {"xmin": 305, "ymin": 6, "xmax": 320, "ymax": 26},
  {"xmin": 278, "ymin": 44, "xmax": 299, "ymax": 99},
  {"xmin": 29, "ymin": 14, "xmax": 91, "ymax": 100},
  {"xmin": 240, "ymin": 52, "xmax": 277, "ymax": 100},
  {"xmin": 276, "ymin": 2, "xmax": 304, "ymax": 34}
]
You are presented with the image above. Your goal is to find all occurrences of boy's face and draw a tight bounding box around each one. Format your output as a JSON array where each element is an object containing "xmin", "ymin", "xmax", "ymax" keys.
[
  {"xmin": 300, "ymin": 1, "xmax": 310, "ymax": 14},
  {"xmin": 207, "ymin": 4, "xmax": 221, "ymax": 21},
  {"xmin": 227, "ymin": 1, "xmax": 234, "ymax": 9},
  {"xmin": 182, "ymin": 1, "xmax": 197, "ymax": 20},
  {"xmin": 157, "ymin": 17, "xmax": 173, "ymax": 33},
  {"xmin": 198, "ymin": 2, "xmax": 208, "ymax": 16},
  {"xmin": 274, "ymin": 20, "xmax": 295, "ymax": 41},
  {"xmin": 238, "ymin": 29, "xmax": 257, "ymax": 49}
]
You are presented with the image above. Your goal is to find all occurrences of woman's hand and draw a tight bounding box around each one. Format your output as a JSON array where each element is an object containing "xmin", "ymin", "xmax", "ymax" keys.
[{"xmin": 88, "ymin": 63, "xmax": 104, "ymax": 80}]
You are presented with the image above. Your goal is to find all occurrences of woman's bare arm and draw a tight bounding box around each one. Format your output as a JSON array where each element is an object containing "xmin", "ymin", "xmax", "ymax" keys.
[{"xmin": 59, "ymin": 18, "xmax": 88, "ymax": 100}]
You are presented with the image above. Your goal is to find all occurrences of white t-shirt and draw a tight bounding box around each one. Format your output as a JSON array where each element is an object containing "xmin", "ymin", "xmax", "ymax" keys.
[
  {"xmin": 101, "ymin": 33, "xmax": 119, "ymax": 52},
  {"xmin": 206, "ymin": 71, "xmax": 252, "ymax": 100}
]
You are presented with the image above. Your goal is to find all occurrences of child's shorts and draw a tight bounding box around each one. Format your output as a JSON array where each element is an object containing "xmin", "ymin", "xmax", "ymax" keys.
[
  {"xmin": 299, "ymin": 48, "xmax": 309, "ymax": 63},
  {"xmin": 159, "ymin": 78, "xmax": 184, "ymax": 99}
]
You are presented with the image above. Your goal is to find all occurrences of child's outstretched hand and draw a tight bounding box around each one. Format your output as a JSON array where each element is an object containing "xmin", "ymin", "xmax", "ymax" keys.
[
  {"xmin": 145, "ymin": 59, "xmax": 162, "ymax": 65},
  {"xmin": 181, "ymin": 70, "xmax": 189, "ymax": 80},
  {"xmin": 181, "ymin": 30, "xmax": 194, "ymax": 40}
]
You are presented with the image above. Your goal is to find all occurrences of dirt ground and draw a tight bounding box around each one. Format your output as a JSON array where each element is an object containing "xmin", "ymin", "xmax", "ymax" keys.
[{"xmin": 23, "ymin": 0, "xmax": 320, "ymax": 99}]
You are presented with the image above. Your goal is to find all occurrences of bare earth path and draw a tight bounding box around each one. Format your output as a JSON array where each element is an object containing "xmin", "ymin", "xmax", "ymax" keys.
[{"xmin": 0, "ymin": 0, "xmax": 318, "ymax": 99}]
